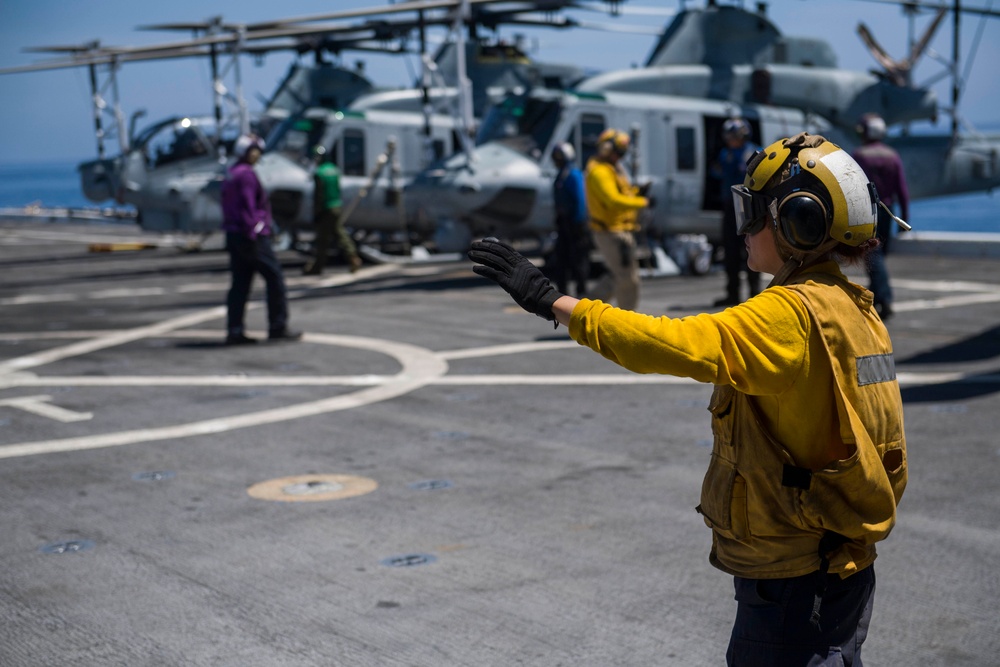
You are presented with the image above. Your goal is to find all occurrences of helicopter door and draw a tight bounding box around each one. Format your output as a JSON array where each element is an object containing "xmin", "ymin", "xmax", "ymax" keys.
[{"xmin": 659, "ymin": 114, "xmax": 703, "ymax": 227}]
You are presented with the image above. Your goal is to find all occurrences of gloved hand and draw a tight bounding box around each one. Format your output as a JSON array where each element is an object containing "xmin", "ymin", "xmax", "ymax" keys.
[
  {"xmin": 637, "ymin": 181, "xmax": 652, "ymax": 197},
  {"xmin": 645, "ymin": 196, "xmax": 656, "ymax": 209},
  {"xmin": 468, "ymin": 237, "xmax": 563, "ymax": 323}
]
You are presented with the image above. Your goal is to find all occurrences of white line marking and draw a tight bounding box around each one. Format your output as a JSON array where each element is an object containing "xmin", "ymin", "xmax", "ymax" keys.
[
  {"xmin": 894, "ymin": 292, "xmax": 1000, "ymax": 312},
  {"xmin": 4, "ymin": 271, "xmax": 1000, "ymax": 460},
  {"xmin": 0, "ymin": 334, "xmax": 447, "ymax": 460},
  {"xmin": 439, "ymin": 340, "xmax": 578, "ymax": 360},
  {"xmin": 0, "ymin": 395, "xmax": 93, "ymax": 422},
  {"xmin": 0, "ymin": 307, "xmax": 227, "ymax": 374},
  {"xmin": 434, "ymin": 374, "xmax": 696, "ymax": 385}
]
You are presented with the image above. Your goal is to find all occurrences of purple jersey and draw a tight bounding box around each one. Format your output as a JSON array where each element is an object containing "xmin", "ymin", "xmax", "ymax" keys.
[
  {"xmin": 852, "ymin": 142, "xmax": 910, "ymax": 220},
  {"xmin": 220, "ymin": 161, "xmax": 272, "ymax": 238}
]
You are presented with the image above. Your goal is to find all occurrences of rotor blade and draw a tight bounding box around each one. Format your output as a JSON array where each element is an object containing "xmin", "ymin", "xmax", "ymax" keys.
[
  {"xmin": 136, "ymin": 19, "xmax": 234, "ymax": 32},
  {"xmin": 857, "ymin": 20, "xmax": 905, "ymax": 82},
  {"xmin": 850, "ymin": 0, "xmax": 1000, "ymax": 20},
  {"xmin": 568, "ymin": 1, "xmax": 677, "ymax": 16},
  {"xmin": 22, "ymin": 41, "xmax": 102, "ymax": 54},
  {"xmin": 909, "ymin": 7, "xmax": 948, "ymax": 63},
  {"xmin": 244, "ymin": 0, "xmax": 518, "ymax": 30},
  {"xmin": 0, "ymin": 46, "xmax": 223, "ymax": 75}
]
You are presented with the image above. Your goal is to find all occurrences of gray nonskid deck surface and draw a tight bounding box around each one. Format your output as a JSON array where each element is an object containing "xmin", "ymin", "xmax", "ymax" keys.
[{"xmin": 1, "ymin": 221, "xmax": 998, "ymax": 666}]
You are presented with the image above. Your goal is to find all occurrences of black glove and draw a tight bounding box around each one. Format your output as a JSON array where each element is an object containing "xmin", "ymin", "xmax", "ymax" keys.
[
  {"xmin": 645, "ymin": 196, "xmax": 656, "ymax": 209},
  {"xmin": 468, "ymin": 237, "xmax": 563, "ymax": 323},
  {"xmin": 637, "ymin": 181, "xmax": 652, "ymax": 197}
]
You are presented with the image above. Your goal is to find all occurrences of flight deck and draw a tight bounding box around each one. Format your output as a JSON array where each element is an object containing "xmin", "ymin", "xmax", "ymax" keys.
[{"xmin": 1, "ymin": 219, "xmax": 998, "ymax": 666}]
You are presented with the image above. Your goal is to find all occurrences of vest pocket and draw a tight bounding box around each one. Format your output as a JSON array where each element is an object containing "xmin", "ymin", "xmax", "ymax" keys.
[
  {"xmin": 698, "ymin": 453, "xmax": 748, "ymax": 540},
  {"xmin": 708, "ymin": 385, "xmax": 736, "ymax": 447}
]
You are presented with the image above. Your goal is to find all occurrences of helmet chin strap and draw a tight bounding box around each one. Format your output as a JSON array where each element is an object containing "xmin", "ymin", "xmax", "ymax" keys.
[{"xmin": 768, "ymin": 232, "xmax": 839, "ymax": 287}]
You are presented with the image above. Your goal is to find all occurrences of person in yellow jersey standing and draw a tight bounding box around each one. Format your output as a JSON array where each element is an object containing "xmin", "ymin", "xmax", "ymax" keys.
[
  {"xmin": 584, "ymin": 129, "xmax": 651, "ymax": 311},
  {"xmin": 469, "ymin": 133, "xmax": 906, "ymax": 666}
]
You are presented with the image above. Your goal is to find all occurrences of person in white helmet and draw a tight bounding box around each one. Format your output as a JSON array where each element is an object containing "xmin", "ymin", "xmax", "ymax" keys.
[
  {"xmin": 712, "ymin": 117, "xmax": 761, "ymax": 306},
  {"xmin": 469, "ymin": 133, "xmax": 906, "ymax": 666},
  {"xmin": 548, "ymin": 142, "xmax": 590, "ymax": 298},
  {"xmin": 852, "ymin": 114, "xmax": 910, "ymax": 321},
  {"xmin": 220, "ymin": 134, "xmax": 301, "ymax": 345}
]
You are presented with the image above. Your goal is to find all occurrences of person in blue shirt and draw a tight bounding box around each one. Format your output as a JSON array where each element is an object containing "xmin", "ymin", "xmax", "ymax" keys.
[
  {"xmin": 548, "ymin": 142, "xmax": 590, "ymax": 297},
  {"xmin": 712, "ymin": 118, "xmax": 761, "ymax": 306}
]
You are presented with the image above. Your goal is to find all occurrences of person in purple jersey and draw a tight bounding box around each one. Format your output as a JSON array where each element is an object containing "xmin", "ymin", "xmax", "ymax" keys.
[
  {"xmin": 220, "ymin": 134, "xmax": 301, "ymax": 345},
  {"xmin": 851, "ymin": 114, "xmax": 910, "ymax": 321}
]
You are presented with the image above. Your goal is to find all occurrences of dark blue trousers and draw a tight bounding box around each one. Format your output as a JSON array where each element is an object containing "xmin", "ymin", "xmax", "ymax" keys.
[
  {"xmin": 727, "ymin": 566, "xmax": 875, "ymax": 666},
  {"xmin": 225, "ymin": 232, "xmax": 289, "ymax": 336},
  {"xmin": 866, "ymin": 208, "xmax": 894, "ymax": 310}
]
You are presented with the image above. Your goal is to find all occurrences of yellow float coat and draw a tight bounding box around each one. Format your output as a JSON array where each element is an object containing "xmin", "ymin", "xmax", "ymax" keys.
[{"xmin": 569, "ymin": 263, "xmax": 906, "ymax": 578}]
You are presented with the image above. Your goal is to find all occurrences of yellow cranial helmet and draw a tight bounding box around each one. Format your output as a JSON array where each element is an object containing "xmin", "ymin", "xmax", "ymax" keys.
[
  {"xmin": 598, "ymin": 128, "xmax": 630, "ymax": 156},
  {"xmin": 732, "ymin": 133, "xmax": 878, "ymax": 250}
]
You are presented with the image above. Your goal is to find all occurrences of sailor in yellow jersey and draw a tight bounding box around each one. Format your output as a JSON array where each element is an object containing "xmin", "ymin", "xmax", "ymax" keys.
[
  {"xmin": 584, "ymin": 128, "xmax": 651, "ymax": 310},
  {"xmin": 469, "ymin": 133, "xmax": 906, "ymax": 666}
]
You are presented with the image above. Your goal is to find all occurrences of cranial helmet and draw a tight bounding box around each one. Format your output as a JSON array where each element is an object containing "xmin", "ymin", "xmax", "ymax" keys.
[
  {"xmin": 552, "ymin": 142, "xmax": 576, "ymax": 162},
  {"xmin": 732, "ymin": 133, "xmax": 878, "ymax": 253},
  {"xmin": 722, "ymin": 117, "xmax": 750, "ymax": 140},
  {"xmin": 234, "ymin": 133, "xmax": 265, "ymax": 159},
  {"xmin": 598, "ymin": 128, "xmax": 630, "ymax": 156},
  {"xmin": 856, "ymin": 113, "xmax": 887, "ymax": 142}
]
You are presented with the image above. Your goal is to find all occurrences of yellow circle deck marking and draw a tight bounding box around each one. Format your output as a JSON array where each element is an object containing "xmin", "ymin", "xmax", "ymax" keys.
[{"xmin": 247, "ymin": 474, "xmax": 378, "ymax": 502}]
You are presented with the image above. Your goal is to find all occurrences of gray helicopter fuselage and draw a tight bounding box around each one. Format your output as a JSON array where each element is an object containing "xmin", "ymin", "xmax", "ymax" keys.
[
  {"xmin": 407, "ymin": 89, "xmax": 839, "ymax": 244},
  {"xmin": 257, "ymin": 105, "xmax": 462, "ymax": 238},
  {"xmin": 576, "ymin": 64, "xmax": 938, "ymax": 131},
  {"xmin": 406, "ymin": 87, "xmax": 1000, "ymax": 246}
]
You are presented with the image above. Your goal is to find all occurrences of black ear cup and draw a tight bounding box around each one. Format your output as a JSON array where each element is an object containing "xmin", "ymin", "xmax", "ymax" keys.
[{"xmin": 778, "ymin": 194, "xmax": 829, "ymax": 250}]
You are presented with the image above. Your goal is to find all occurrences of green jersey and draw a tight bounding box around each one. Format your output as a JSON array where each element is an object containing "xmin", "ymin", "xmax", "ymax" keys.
[{"xmin": 314, "ymin": 162, "xmax": 342, "ymax": 211}]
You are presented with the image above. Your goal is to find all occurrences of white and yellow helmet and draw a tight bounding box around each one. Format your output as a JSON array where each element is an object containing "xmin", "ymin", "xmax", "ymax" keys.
[{"xmin": 732, "ymin": 133, "xmax": 878, "ymax": 250}]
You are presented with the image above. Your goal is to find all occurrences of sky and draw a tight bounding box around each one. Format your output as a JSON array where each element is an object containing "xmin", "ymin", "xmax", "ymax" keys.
[{"xmin": 1, "ymin": 0, "xmax": 998, "ymax": 165}]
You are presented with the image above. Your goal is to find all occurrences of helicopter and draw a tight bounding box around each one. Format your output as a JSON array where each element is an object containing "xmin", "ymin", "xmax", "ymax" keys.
[
  {"xmin": 402, "ymin": 0, "xmax": 1000, "ymax": 267},
  {"xmin": 0, "ymin": 0, "xmax": 627, "ymax": 248}
]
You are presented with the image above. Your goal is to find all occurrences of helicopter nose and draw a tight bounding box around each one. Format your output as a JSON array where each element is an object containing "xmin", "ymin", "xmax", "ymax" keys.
[
  {"xmin": 406, "ymin": 143, "xmax": 544, "ymax": 234},
  {"xmin": 254, "ymin": 153, "xmax": 312, "ymax": 224}
]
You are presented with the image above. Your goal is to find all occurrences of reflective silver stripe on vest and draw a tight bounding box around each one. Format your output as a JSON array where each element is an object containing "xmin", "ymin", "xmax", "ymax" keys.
[{"xmin": 856, "ymin": 353, "xmax": 896, "ymax": 386}]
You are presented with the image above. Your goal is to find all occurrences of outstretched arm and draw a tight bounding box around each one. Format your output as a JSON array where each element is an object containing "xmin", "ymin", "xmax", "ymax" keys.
[{"xmin": 552, "ymin": 295, "xmax": 580, "ymax": 327}]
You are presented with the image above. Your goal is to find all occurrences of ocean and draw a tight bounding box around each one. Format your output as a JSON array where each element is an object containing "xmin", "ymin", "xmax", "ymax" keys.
[{"xmin": 0, "ymin": 159, "xmax": 997, "ymax": 233}]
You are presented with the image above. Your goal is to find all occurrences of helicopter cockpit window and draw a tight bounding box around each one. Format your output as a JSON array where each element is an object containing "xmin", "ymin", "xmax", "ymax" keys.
[
  {"xmin": 267, "ymin": 117, "xmax": 327, "ymax": 165},
  {"xmin": 141, "ymin": 119, "xmax": 213, "ymax": 168},
  {"xmin": 476, "ymin": 95, "xmax": 562, "ymax": 161},
  {"xmin": 342, "ymin": 129, "xmax": 365, "ymax": 176}
]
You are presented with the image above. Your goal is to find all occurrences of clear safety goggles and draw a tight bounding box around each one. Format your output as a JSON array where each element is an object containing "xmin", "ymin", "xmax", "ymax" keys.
[{"xmin": 731, "ymin": 184, "xmax": 778, "ymax": 236}]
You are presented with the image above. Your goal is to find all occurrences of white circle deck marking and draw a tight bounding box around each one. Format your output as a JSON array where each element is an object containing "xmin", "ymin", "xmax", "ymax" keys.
[
  {"xmin": 0, "ymin": 331, "xmax": 447, "ymax": 460},
  {"xmin": 4, "ymin": 271, "xmax": 1000, "ymax": 460}
]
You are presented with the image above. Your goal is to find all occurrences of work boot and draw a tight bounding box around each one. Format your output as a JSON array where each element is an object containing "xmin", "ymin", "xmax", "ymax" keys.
[
  {"xmin": 349, "ymin": 255, "xmax": 362, "ymax": 273},
  {"xmin": 268, "ymin": 328, "xmax": 303, "ymax": 342},
  {"xmin": 225, "ymin": 333, "xmax": 258, "ymax": 346}
]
